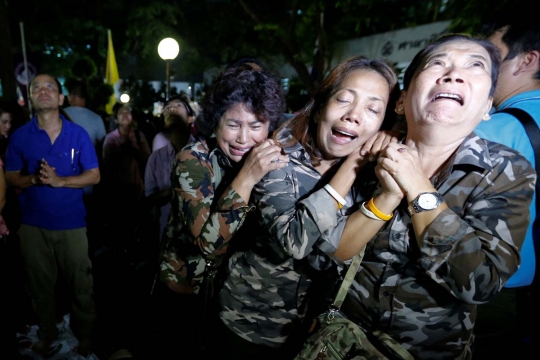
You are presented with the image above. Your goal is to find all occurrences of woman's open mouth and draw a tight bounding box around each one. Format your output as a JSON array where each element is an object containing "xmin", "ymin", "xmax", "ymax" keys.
[
  {"xmin": 431, "ymin": 92, "xmax": 464, "ymax": 105},
  {"xmin": 331, "ymin": 127, "xmax": 358, "ymax": 144},
  {"xmin": 229, "ymin": 146, "xmax": 251, "ymax": 156}
]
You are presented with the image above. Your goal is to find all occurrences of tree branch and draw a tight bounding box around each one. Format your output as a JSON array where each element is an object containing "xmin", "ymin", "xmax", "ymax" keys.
[{"xmin": 238, "ymin": 0, "xmax": 314, "ymax": 90}]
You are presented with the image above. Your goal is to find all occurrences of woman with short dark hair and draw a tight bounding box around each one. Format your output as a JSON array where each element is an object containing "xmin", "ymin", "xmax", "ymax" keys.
[
  {"xmin": 160, "ymin": 64, "xmax": 287, "ymax": 293},
  {"xmin": 155, "ymin": 65, "xmax": 288, "ymax": 357}
]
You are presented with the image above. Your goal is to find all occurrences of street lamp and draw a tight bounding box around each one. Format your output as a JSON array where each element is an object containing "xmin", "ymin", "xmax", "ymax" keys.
[
  {"xmin": 157, "ymin": 37, "xmax": 180, "ymax": 101},
  {"xmin": 120, "ymin": 93, "xmax": 130, "ymax": 104}
]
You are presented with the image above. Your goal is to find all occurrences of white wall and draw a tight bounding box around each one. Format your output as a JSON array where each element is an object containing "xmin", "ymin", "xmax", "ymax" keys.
[{"xmin": 332, "ymin": 21, "xmax": 452, "ymax": 67}]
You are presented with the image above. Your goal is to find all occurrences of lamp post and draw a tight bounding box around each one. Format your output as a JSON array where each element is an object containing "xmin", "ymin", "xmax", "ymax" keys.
[
  {"xmin": 157, "ymin": 37, "xmax": 180, "ymax": 101},
  {"xmin": 120, "ymin": 93, "xmax": 130, "ymax": 104}
]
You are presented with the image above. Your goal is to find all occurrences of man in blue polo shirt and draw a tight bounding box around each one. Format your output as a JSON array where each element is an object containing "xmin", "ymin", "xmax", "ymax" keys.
[
  {"xmin": 5, "ymin": 74, "xmax": 100, "ymax": 357},
  {"xmin": 474, "ymin": 14, "xmax": 540, "ymax": 356}
]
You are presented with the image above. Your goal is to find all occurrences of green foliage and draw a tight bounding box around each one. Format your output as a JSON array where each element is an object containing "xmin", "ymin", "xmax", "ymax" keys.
[
  {"xmin": 330, "ymin": 0, "xmax": 449, "ymax": 36},
  {"xmin": 62, "ymin": 54, "xmax": 110, "ymax": 112},
  {"xmin": 445, "ymin": 0, "xmax": 512, "ymax": 34},
  {"xmin": 8, "ymin": 0, "xmax": 107, "ymax": 79},
  {"xmin": 3, "ymin": 0, "xmax": 517, "ymax": 103},
  {"xmin": 286, "ymin": 76, "xmax": 311, "ymax": 113},
  {"xmin": 181, "ymin": 0, "xmax": 457, "ymax": 89},
  {"xmin": 119, "ymin": 76, "xmax": 159, "ymax": 112},
  {"xmin": 125, "ymin": 2, "xmax": 183, "ymax": 58},
  {"xmin": 92, "ymin": 83, "xmax": 115, "ymax": 113},
  {"xmin": 70, "ymin": 56, "xmax": 97, "ymax": 80}
]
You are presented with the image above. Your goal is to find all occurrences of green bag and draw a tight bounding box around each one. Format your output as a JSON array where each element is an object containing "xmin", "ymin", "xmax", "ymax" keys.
[{"xmin": 294, "ymin": 253, "xmax": 414, "ymax": 360}]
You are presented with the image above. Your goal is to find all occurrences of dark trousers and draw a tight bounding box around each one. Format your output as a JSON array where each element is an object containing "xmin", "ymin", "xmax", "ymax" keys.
[
  {"xmin": 137, "ymin": 281, "xmax": 201, "ymax": 358},
  {"xmin": 0, "ymin": 235, "xmax": 18, "ymax": 358},
  {"xmin": 18, "ymin": 225, "xmax": 96, "ymax": 343},
  {"xmin": 216, "ymin": 319, "xmax": 296, "ymax": 360}
]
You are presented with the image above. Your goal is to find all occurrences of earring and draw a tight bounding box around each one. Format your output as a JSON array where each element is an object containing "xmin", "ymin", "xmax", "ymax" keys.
[{"xmin": 395, "ymin": 106, "xmax": 404, "ymax": 114}]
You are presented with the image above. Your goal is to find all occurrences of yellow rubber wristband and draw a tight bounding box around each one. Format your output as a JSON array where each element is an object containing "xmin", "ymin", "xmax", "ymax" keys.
[
  {"xmin": 360, "ymin": 202, "xmax": 384, "ymax": 221},
  {"xmin": 367, "ymin": 198, "xmax": 393, "ymax": 221}
]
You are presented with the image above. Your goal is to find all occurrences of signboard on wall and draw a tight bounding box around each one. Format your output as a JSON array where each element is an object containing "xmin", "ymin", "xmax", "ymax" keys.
[
  {"xmin": 333, "ymin": 21, "xmax": 452, "ymax": 86},
  {"xmin": 334, "ymin": 21, "xmax": 452, "ymax": 65}
]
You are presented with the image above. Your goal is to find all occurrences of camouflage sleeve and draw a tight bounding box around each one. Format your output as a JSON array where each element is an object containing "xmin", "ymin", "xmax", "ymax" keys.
[
  {"xmin": 417, "ymin": 155, "xmax": 536, "ymax": 304},
  {"xmin": 311, "ymin": 185, "xmax": 370, "ymax": 266},
  {"xmin": 305, "ymin": 217, "xmax": 349, "ymax": 271},
  {"xmin": 174, "ymin": 145, "xmax": 252, "ymax": 258},
  {"xmin": 253, "ymin": 162, "xmax": 344, "ymax": 259},
  {"xmin": 316, "ymin": 217, "xmax": 347, "ymax": 254}
]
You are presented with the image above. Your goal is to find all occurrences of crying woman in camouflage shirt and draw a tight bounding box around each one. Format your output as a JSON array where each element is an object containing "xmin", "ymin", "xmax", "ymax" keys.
[
  {"xmin": 217, "ymin": 56, "xmax": 401, "ymax": 359},
  {"xmin": 156, "ymin": 65, "xmax": 289, "ymax": 354},
  {"xmin": 335, "ymin": 34, "xmax": 536, "ymax": 359}
]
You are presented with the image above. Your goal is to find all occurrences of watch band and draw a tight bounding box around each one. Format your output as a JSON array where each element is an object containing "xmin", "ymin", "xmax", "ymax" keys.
[
  {"xmin": 407, "ymin": 192, "xmax": 444, "ymax": 216},
  {"xmin": 407, "ymin": 203, "xmax": 421, "ymax": 216}
]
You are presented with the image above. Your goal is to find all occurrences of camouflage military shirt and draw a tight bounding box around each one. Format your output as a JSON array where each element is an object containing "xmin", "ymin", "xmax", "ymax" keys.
[
  {"xmin": 160, "ymin": 138, "xmax": 253, "ymax": 294},
  {"xmin": 341, "ymin": 134, "xmax": 536, "ymax": 359},
  {"xmin": 218, "ymin": 128, "xmax": 352, "ymax": 348}
]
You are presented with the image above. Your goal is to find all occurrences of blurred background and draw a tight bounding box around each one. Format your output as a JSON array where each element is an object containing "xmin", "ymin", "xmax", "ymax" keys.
[{"xmin": 0, "ymin": 0, "xmax": 521, "ymax": 118}]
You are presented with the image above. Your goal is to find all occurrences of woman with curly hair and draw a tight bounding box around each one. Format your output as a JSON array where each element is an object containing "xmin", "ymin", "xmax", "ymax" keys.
[{"xmin": 154, "ymin": 64, "xmax": 288, "ymax": 357}]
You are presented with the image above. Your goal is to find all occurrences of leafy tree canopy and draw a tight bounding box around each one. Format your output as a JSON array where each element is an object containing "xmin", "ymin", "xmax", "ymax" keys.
[{"xmin": 3, "ymin": 0, "xmax": 515, "ymax": 98}]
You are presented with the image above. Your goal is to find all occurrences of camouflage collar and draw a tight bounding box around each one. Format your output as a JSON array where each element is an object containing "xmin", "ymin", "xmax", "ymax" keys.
[
  {"xmin": 205, "ymin": 137, "xmax": 236, "ymax": 171},
  {"xmin": 421, "ymin": 132, "xmax": 492, "ymax": 189},
  {"xmin": 275, "ymin": 126, "xmax": 312, "ymax": 164},
  {"xmin": 452, "ymin": 132, "xmax": 494, "ymax": 172}
]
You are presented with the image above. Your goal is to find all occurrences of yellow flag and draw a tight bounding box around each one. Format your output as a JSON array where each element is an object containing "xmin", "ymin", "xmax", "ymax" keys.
[{"xmin": 105, "ymin": 29, "xmax": 119, "ymax": 115}]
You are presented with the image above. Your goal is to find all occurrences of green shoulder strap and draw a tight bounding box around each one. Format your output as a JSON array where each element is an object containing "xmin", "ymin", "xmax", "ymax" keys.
[{"xmin": 332, "ymin": 248, "xmax": 365, "ymax": 309}]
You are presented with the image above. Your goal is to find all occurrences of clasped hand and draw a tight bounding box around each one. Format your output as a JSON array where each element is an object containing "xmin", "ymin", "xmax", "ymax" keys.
[
  {"xmin": 375, "ymin": 142, "xmax": 432, "ymax": 199},
  {"xmin": 36, "ymin": 158, "xmax": 65, "ymax": 188},
  {"xmin": 343, "ymin": 130, "xmax": 401, "ymax": 173}
]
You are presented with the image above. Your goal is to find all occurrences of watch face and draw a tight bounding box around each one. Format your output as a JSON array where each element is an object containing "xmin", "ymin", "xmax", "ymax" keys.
[{"xmin": 418, "ymin": 193, "xmax": 438, "ymax": 210}]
